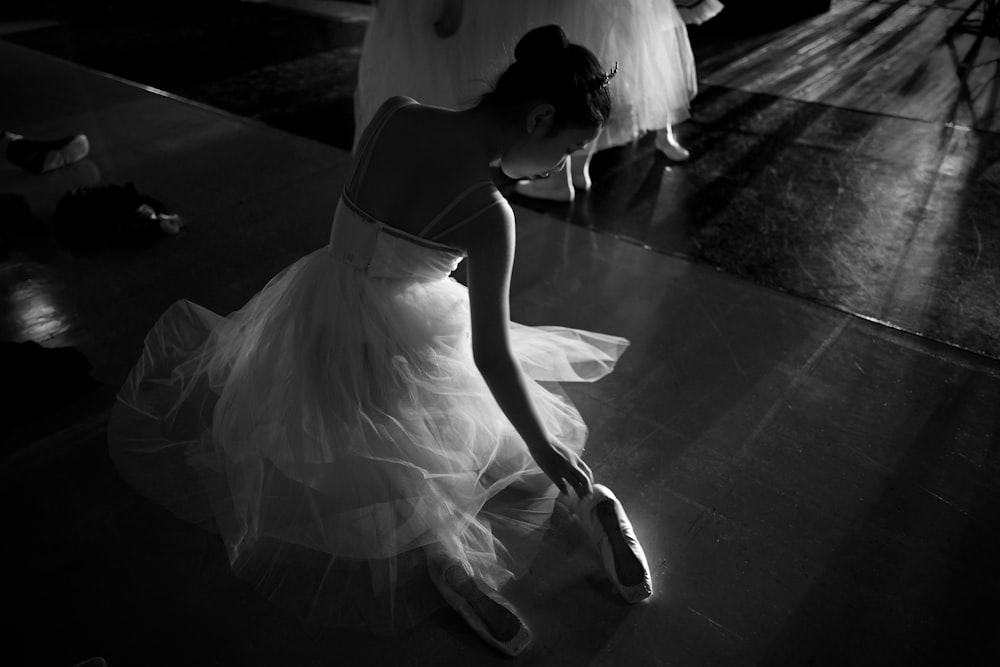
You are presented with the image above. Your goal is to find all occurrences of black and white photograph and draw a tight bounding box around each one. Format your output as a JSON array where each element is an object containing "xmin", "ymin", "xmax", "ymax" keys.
[{"xmin": 2, "ymin": 1, "xmax": 999, "ymax": 665}]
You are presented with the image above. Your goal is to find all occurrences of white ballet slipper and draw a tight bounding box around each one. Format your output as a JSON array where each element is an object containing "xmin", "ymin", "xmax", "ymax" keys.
[
  {"xmin": 574, "ymin": 484, "xmax": 652, "ymax": 603},
  {"xmin": 428, "ymin": 559, "xmax": 532, "ymax": 656},
  {"xmin": 655, "ymin": 131, "xmax": 690, "ymax": 162},
  {"xmin": 6, "ymin": 133, "xmax": 90, "ymax": 173},
  {"xmin": 514, "ymin": 170, "xmax": 574, "ymax": 202}
]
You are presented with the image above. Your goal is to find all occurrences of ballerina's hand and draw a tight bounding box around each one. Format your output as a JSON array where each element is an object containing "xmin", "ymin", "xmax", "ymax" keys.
[{"xmin": 532, "ymin": 440, "xmax": 594, "ymax": 498}]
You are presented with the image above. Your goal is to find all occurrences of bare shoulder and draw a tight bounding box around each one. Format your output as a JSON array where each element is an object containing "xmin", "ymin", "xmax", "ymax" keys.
[
  {"xmin": 385, "ymin": 95, "xmax": 418, "ymax": 110},
  {"xmin": 445, "ymin": 195, "xmax": 515, "ymax": 258},
  {"xmin": 389, "ymin": 96, "xmax": 449, "ymax": 123},
  {"xmin": 384, "ymin": 98, "xmax": 458, "ymax": 148}
]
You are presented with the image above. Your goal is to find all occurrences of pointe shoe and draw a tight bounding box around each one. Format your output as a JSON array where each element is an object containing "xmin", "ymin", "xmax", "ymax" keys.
[
  {"xmin": 514, "ymin": 172, "xmax": 574, "ymax": 203},
  {"xmin": 655, "ymin": 131, "xmax": 690, "ymax": 162},
  {"xmin": 6, "ymin": 134, "xmax": 90, "ymax": 173},
  {"xmin": 575, "ymin": 484, "xmax": 652, "ymax": 603},
  {"xmin": 428, "ymin": 559, "xmax": 532, "ymax": 656}
]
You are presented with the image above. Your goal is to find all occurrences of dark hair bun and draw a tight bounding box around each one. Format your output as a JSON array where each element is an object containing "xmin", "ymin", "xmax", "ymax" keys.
[
  {"xmin": 514, "ymin": 24, "xmax": 569, "ymax": 65},
  {"xmin": 482, "ymin": 23, "xmax": 611, "ymax": 128}
]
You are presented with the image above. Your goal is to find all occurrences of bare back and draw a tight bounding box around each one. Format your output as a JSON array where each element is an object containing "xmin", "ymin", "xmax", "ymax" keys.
[{"xmin": 349, "ymin": 97, "xmax": 503, "ymax": 246}]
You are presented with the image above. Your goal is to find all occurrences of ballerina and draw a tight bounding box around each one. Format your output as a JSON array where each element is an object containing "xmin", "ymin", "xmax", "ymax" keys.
[{"xmin": 110, "ymin": 24, "xmax": 651, "ymax": 657}]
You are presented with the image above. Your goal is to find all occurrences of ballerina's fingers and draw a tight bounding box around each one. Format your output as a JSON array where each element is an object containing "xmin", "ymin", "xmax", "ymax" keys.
[
  {"xmin": 568, "ymin": 455, "xmax": 595, "ymax": 498},
  {"xmin": 534, "ymin": 442, "xmax": 594, "ymax": 497}
]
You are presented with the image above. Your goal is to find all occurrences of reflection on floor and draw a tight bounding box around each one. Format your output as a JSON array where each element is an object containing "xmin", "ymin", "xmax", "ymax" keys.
[
  {"xmin": 2, "ymin": 5, "xmax": 1000, "ymax": 667},
  {"xmin": 697, "ymin": 0, "xmax": 1000, "ymax": 132},
  {"xmin": 537, "ymin": 86, "xmax": 1000, "ymax": 359}
]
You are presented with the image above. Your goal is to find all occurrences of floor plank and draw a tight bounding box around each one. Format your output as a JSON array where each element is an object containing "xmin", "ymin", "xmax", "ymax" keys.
[{"xmin": 697, "ymin": 0, "xmax": 1000, "ymax": 131}]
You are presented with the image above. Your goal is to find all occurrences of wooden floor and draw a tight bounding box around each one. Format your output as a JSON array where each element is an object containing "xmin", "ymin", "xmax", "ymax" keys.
[{"xmin": 697, "ymin": 0, "xmax": 1000, "ymax": 132}]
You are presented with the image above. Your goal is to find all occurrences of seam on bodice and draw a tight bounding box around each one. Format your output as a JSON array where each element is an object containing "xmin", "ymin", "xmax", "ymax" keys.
[{"xmin": 328, "ymin": 192, "xmax": 466, "ymax": 275}]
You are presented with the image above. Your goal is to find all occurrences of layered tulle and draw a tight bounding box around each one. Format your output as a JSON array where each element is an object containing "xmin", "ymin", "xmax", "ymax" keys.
[
  {"xmin": 108, "ymin": 197, "xmax": 628, "ymax": 632},
  {"xmin": 354, "ymin": 0, "xmax": 698, "ymax": 150},
  {"xmin": 576, "ymin": 0, "xmax": 697, "ymax": 146},
  {"xmin": 354, "ymin": 0, "xmax": 467, "ymax": 151}
]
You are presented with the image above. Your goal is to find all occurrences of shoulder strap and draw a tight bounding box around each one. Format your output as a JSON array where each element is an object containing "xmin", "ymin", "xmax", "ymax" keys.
[
  {"xmin": 418, "ymin": 181, "xmax": 499, "ymax": 238},
  {"xmin": 347, "ymin": 96, "xmax": 414, "ymax": 197},
  {"xmin": 422, "ymin": 185, "xmax": 507, "ymax": 241}
]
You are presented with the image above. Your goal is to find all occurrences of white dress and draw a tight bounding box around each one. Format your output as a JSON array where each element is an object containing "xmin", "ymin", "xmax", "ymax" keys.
[
  {"xmin": 109, "ymin": 97, "xmax": 628, "ymax": 633},
  {"xmin": 353, "ymin": 0, "xmax": 468, "ymax": 151},
  {"xmin": 354, "ymin": 0, "xmax": 698, "ymax": 151}
]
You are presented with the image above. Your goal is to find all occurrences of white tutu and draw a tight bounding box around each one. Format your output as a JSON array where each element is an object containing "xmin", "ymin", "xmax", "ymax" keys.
[
  {"xmin": 109, "ymin": 98, "xmax": 628, "ymax": 633},
  {"xmin": 354, "ymin": 0, "xmax": 698, "ymax": 150},
  {"xmin": 354, "ymin": 0, "xmax": 469, "ymax": 151}
]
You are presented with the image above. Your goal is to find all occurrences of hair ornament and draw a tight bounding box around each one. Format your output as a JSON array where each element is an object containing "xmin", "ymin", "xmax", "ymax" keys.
[{"xmin": 584, "ymin": 61, "xmax": 618, "ymax": 93}]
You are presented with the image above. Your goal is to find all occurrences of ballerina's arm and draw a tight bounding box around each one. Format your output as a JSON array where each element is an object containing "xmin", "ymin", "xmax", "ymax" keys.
[{"xmin": 459, "ymin": 202, "xmax": 594, "ymax": 498}]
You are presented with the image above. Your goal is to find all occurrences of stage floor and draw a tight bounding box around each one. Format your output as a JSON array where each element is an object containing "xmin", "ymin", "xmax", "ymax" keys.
[{"xmin": 2, "ymin": 10, "xmax": 999, "ymax": 667}]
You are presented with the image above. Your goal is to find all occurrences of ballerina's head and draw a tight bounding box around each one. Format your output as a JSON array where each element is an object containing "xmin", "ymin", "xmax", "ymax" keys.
[{"xmin": 478, "ymin": 24, "xmax": 616, "ymax": 180}]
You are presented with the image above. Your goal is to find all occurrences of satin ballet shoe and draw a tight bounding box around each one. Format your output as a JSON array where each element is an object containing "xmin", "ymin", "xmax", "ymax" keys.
[
  {"xmin": 575, "ymin": 484, "xmax": 652, "ymax": 603},
  {"xmin": 428, "ymin": 559, "xmax": 532, "ymax": 656},
  {"xmin": 655, "ymin": 131, "xmax": 690, "ymax": 162},
  {"xmin": 6, "ymin": 133, "xmax": 90, "ymax": 173},
  {"xmin": 514, "ymin": 175, "xmax": 574, "ymax": 203}
]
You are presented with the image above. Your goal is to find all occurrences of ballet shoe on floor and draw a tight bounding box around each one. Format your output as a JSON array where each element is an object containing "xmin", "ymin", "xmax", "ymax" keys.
[
  {"xmin": 515, "ymin": 176, "xmax": 574, "ymax": 203},
  {"xmin": 574, "ymin": 484, "xmax": 652, "ymax": 603},
  {"xmin": 655, "ymin": 132, "xmax": 690, "ymax": 162},
  {"xmin": 428, "ymin": 558, "xmax": 532, "ymax": 656},
  {"xmin": 6, "ymin": 134, "xmax": 90, "ymax": 173}
]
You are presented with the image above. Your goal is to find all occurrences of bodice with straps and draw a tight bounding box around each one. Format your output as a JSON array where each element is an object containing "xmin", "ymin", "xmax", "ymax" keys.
[{"xmin": 328, "ymin": 97, "xmax": 506, "ymax": 282}]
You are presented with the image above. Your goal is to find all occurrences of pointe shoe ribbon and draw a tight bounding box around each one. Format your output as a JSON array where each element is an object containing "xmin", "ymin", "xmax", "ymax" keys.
[
  {"xmin": 428, "ymin": 560, "xmax": 533, "ymax": 656},
  {"xmin": 574, "ymin": 484, "xmax": 653, "ymax": 603}
]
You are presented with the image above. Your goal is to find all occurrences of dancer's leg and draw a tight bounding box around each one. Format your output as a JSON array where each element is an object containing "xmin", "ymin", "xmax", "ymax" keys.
[
  {"xmin": 655, "ymin": 121, "xmax": 689, "ymax": 161},
  {"xmin": 570, "ymin": 136, "xmax": 599, "ymax": 190}
]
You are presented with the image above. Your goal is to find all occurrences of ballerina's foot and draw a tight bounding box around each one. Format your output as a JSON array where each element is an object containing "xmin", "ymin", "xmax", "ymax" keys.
[
  {"xmin": 655, "ymin": 132, "xmax": 690, "ymax": 162},
  {"xmin": 442, "ymin": 564, "xmax": 524, "ymax": 643},
  {"xmin": 595, "ymin": 500, "xmax": 647, "ymax": 586},
  {"xmin": 515, "ymin": 177, "xmax": 574, "ymax": 203}
]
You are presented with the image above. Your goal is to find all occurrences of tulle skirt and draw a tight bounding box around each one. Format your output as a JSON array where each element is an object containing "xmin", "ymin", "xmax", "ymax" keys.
[
  {"xmin": 354, "ymin": 0, "xmax": 698, "ymax": 150},
  {"xmin": 108, "ymin": 246, "xmax": 628, "ymax": 632},
  {"xmin": 354, "ymin": 0, "xmax": 467, "ymax": 150},
  {"xmin": 461, "ymin": 0, "xmax": 698, "ymax": 148}
]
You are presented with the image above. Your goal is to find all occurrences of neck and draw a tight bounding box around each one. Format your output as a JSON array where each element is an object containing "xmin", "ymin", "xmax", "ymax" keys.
[{"xmin": 457, "ymin": 102, "xmax": 523, "ymax": 164}]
